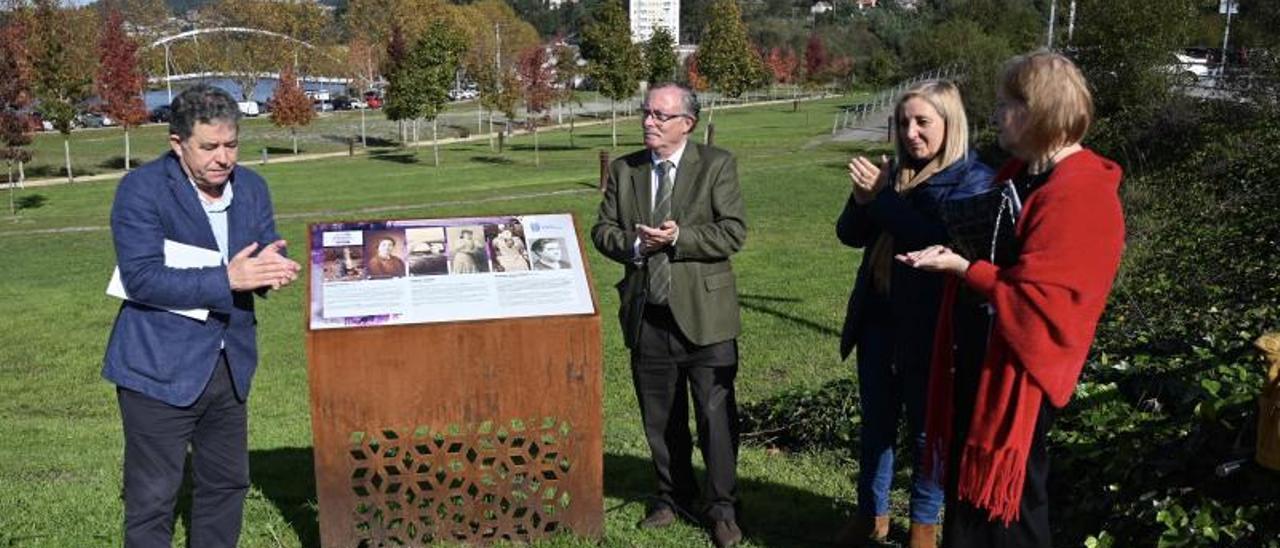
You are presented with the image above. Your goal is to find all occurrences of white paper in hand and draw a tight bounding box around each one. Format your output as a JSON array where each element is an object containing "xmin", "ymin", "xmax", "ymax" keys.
[{"xmin": 106, "ymin": 239, "xmax": 224, "ymax": 321}]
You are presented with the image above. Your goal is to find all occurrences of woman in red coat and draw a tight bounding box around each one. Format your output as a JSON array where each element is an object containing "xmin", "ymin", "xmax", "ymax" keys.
[{"xmin": 897, "ymin": 51, "xmax": 1126, "ymax": 547}]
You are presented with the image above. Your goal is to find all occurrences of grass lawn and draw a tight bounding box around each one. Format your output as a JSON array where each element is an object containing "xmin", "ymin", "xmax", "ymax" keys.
[{"xmin": 0, "ymin": 95, "xmax": 912, "ymax": 547}]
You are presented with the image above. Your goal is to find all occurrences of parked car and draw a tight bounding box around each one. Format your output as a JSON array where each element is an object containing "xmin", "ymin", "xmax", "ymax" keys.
[
  {"xmin": 331, "ymin": 96, "xmax": 353, "ymax": 111},
  {"xmin": 237, "ymin": 101, "xmax": 260, "ymax": 117},
  {"xmin": 363, "ymin": 91, "xmax": 383, "ymax": 109},
  {"xmin": 75, "ymin": 112, "xmax": 105, "ymax": 129},
  {"xmin": 147, "ymin": 105, "xmax": 168, "ymax": 123},
  {"xmin": 448, "ymin": 88, "xmax": 479, "ymax": 101},
  {"xmin": 350, "ymin": 98, "xmax": 369, "ymax": 109},
  {"xmin": 1167, "ymin": 52, "xmax": 1213, "ymax": 85},
  {"xmin": 313, "ymin": 100, "xmax": 334, "ymax": 112}
]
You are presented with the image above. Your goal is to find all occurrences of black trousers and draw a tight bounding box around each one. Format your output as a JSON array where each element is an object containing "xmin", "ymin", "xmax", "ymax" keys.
[
  {"xmin": 631, "ymin": 304, "xmax": 740, "ymax": 522},
  {"xmin": 942, "ymin": 306, "xmax": 1054, "ymax": 548},
  {"xmin": 118, "ymin": 354, "xmax": 249, "ymax": 548}
]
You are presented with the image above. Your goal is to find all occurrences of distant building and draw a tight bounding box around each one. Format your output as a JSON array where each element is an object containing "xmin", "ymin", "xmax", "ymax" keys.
[
  {"xmin": 546, "ymin": 0, "xmax": 576, "ymax": 8},
  {"xmin": 856, "ymin": 0, "xmax": 879, "ymax": 9},
  {"xmin": 811, "ymin": 1, "xmax": 833, "ymax": 15},
  {"xmin": 630, "ymin": 0, "xmax": 679, "ymax": 44}
]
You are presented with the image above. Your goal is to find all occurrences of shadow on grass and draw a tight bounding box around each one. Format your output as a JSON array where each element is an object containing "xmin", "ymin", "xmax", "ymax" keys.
[
  {"xmin": 167, "ymin": 448, "xmax": 318, "ymax": 546},
  {"xmin": 22, "ymin": 165, "xmax": 68, "ymax": 179},
  {"xmin": 740, "ymin": 293, "xmax": 840, "ymax": 338},
  {"xmin": 263, "ymin": 146, "xmax": 297, "ymax": 156},
  {"xmin": 251, "ymin": 447, "xmax": 320, "ymax": 546},
  {"xmin": 99, "ymin": 156, "xmax": 128, "ymax": 170},
  {"xmin": 16, "ymin": 194, "xmax": 48, "ymax": 210},
  {"xmin": 363, "ymin": 136, "xmax": 398, "ymax": 148},
  {"xmin": 368, "ymin": 151, "xmax": 421, "ymax": 164},
  {"xmin": 604, "ymin": 452, "xmax": 847, "ymax": 546},
  {"xmin": 469, "ymin": 155, "xmax": 515, "ymax": 165}
]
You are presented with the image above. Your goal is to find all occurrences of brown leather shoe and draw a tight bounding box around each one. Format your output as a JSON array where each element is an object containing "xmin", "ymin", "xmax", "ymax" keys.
[
  {"xmin": 637, "ymin": 506, "xmax": 676, "ymax": 529},
  {"xmin": 711, "ymin": 519, "xmax": 743, "ymax": 548},
  {"xmin": 908, "ymin": 522, "xmax": 938, "ymax": 548},
  {"xmin": 834, "ymin": 514, "xmax": 889, "ymax": 546}
]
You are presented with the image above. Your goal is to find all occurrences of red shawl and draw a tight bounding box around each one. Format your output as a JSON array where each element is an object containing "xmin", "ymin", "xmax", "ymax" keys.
[{"xmin": 924, "ymin": 149, "xmax": 1126, "ymax": 524}]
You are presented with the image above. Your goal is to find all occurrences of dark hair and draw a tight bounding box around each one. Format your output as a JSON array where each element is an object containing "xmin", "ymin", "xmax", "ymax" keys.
[
  {"xmin": 647, "ymin": 82, "xmax": 701, "ymax": 127},
  {"xmin": 169, "ymin": 84, "xmax": 242, "ymax": 140},
  {"xmin": 531, "ymin": 238, "xmax": 561, "ymax": 254}
]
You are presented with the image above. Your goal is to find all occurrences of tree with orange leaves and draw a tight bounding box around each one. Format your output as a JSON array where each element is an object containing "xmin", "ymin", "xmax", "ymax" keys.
[
  {"xmin": 517, "ymin": 44, "xmax": 556, "ymax": 167},
  {"xmin": 269, "ymin": 64, "xmax": 315, "ymax": 155},
  {"xmin": 96, "ymin": 9, "xmax": 149, "ymax": 170}
]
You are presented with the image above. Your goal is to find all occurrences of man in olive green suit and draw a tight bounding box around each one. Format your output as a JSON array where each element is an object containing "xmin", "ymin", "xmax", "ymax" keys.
[{"xmin": 591, "ymin": 82, "xmax": 747, "ymax": 548}]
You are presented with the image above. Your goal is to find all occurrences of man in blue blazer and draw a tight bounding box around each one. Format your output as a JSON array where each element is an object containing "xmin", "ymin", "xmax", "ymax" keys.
[{"xmin": 102, "ymin": 84, "xmax": 300, "ymax": 547}]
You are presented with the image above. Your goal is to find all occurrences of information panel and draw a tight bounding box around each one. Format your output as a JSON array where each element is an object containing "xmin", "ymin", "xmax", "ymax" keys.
[{"xmin": 308, "ymin": 213, "xmax": 594, "ymax": 329}]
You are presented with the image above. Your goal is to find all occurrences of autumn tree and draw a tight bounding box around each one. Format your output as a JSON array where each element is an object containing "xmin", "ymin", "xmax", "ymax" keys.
[
  {"xmin": 517, "ymin": 44, "xmax": 556, "ymax": 167},
  {"xmin": 269, "ymin": 64, "xmax": 316, "ymax": 155},
  {"xmin": 2, "ymin": 20, "xmax": 34, "ymax": 214},
  {"xmin": 453, "ymin": 0, "xmax": 539, "ymax": 145},
  {"xmin": 32, "ymin": 0, "xmax": 93, "ymax": 183},
  {"xmin": 344, "ymin": 0, "xmax": 461, "ymax": 55},
  {"xmin": 685, "ymin": 53, "xmax": 709, "ymax": 94},
  {"xmin": 346, "ymin": 35, "xmax": 379, "ymax": 96},
  {"xmin": 803, "ymin": 33, "xmax": 829, "ymax": 87},
  {"xmin": 579, "ymin": 0, "xmax": 641, "ymax": 148},
  {"xmin": 96, "ymin": 10, "xmax": 149, "ymax": 171},
  {"xmin": 643, "ymin": 26, "xmax": 678, "ymax": 84},
  {"xmin": 765, "ymin": 45, "xmax": 799, "ymax": 91}
]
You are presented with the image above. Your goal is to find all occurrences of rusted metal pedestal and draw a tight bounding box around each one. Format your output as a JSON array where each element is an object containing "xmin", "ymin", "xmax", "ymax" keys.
[{"xmin": 305, "ymin": 279, "xmax": 602, "ymax": 545}]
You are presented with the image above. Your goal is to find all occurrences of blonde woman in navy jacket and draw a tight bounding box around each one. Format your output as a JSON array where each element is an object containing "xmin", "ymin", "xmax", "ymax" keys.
[{"xmin": 836, "ymin": 80, "xmax": 993, "ymax": 547}]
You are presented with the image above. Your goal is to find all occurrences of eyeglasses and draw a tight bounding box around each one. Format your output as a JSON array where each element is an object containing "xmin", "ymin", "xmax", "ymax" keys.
[{"xmin": 640, "ymin": 108, "xmax": 690, "ymax": 123}]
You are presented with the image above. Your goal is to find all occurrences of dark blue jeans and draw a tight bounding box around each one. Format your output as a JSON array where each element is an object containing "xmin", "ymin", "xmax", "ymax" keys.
[{"xmin": 855, "ymin": 319, "xmax": 943, "ymax": 524}]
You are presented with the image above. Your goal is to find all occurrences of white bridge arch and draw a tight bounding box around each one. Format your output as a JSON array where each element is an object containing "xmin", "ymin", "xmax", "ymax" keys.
[{"xmin": 145, "ymin": 27, "xmax": 349, "ymax": 102}]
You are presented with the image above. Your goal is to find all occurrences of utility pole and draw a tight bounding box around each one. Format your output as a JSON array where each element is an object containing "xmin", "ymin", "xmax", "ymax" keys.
[
  {"xmin": 1220, "ymin": 0, "xmax": 1236, "ymax": 77},
  {"xmin": 1046, "ymin": 0, "xmax": 1057, "ymax": 50},
  {"xmin": 1067, "ymin": 0, "xmax": 1077, "ymax": 44},
  {"xmin": 165, "ymin": 43, "xmax": 173, "ymax": 103}
]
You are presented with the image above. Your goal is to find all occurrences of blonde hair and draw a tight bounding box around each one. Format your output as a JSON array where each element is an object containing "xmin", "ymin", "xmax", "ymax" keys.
[
  {"xmin": 999, "ymin": 50, "xmax": 1094, "ymax": 158},
  {"xmin": 894, "ymin": 79, "xmax": 969, "ymax": 171}
]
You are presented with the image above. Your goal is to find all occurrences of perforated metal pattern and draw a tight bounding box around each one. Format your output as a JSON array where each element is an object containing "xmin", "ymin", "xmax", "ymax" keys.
[{"xmin": 348, "ymin": 417, "xmax": 574, "ymax": 545}]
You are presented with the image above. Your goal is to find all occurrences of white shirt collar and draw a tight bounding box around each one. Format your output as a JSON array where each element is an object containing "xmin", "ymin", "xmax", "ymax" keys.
[
  {"xmin": 190, "ymin": 177, "xmax": 234, "ymax": 213},
  {"xmin": 650, "ymin": 140, "xmax": 688, "ymax": 169}
]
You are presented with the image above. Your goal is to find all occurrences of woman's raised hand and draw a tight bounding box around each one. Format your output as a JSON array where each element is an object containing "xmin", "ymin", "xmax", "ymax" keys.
[{"xmin": 848, "ymin": 155, "xmax": 890, "ymax": 205}]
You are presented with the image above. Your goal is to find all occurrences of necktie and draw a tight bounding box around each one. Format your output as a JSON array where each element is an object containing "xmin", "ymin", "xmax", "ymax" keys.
[{"xmin": 647, "ymin": 160, "xmax": 674, "ymax": 304}]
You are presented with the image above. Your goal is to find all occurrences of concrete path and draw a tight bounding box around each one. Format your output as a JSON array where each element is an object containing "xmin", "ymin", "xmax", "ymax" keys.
[{"xmin": 831, "ymin": 107, "xmax": 893, "ymax": 143}]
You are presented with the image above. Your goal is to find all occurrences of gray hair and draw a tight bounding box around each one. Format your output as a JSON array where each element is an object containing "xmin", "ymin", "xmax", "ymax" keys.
[
  {"xmin": 168, "ymin": 84, "xmax": 242, "ymax": 140},
  {"xmin": 647, "ymin": 81, "xmax": 701, "ymax": 128}
]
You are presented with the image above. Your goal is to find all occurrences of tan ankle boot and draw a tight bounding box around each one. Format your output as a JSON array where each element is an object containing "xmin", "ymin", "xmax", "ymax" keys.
[
  {"xmin": 835, "ymin": 514, "xmax": 889, "ymax": 546},
  {"xmin": 908, "ymin": 522, "xmax": 938, "ymax": 548}
]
